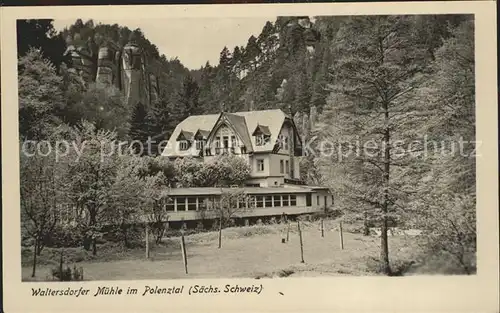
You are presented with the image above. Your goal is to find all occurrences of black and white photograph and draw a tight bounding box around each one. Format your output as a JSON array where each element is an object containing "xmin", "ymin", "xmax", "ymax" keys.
[
  {"xmin": 15, "ymin": 13, "xmax": 479, "ymax": 281},
  {"xmin": 1, "ymin": 2, "xmax": 499, "ymax": 312}
]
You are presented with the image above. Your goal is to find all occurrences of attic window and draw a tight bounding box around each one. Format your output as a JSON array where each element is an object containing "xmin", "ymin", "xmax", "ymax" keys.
[
  {"xmin": 255, "ymin": 134, "xmax": 270, "ymax": 146},
  {"xmin": 179, "ymin": 141, "xmax": 190, "ymax": 151},
  {"xmin": 252, "ymin": 124, "xmax": 271, "ymax": 146},
  {"xmin": 196, "ymin": 140, "xmax": 205, "ymax": 151}
]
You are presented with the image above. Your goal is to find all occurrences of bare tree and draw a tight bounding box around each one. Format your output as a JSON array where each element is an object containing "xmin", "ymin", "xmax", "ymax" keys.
[
  {"xmin": 199, "ymin": 189, "xmax": 255, "ymax": 248},
  {"xmin": 20, "ymin": 153, "xmax": 61, "ymax": 277}
]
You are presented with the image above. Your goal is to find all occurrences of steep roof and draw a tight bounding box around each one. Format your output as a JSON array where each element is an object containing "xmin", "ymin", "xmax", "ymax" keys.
[
  {"xmin": 207, "ymin": 112, "xmax": 254, "ymax": 153},
  {"xmin": 252, "ymin": 124, "xmax": 271, "ymax": 136},
  {"xmin": 161, "ymin": 109, "xmax": 289, "ymax": 157},
  {"xmin": 194, "ymin": 129, "xmax": 210, "ymax": 139},
  {"xmin": 176, "ymin": 130, "xmax": 194, "ymax": 141}
]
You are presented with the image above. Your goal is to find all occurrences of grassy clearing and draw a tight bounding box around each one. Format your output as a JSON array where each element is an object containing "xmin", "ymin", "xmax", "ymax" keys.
[{"xmin": 22, "ymin": 220, "xmax": 432, "ymax": 281}]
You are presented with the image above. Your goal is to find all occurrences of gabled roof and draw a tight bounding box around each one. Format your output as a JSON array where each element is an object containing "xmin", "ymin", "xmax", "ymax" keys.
[
  {"xmin": 176, "ymin": 130, "xmax": 194, "ymax": 141},
  {"xmin": 209, "ymin": 112, "xmax": 253, "ymax": 152},
  {"xmin": 162, "ymin": 109, "xmax": 290, "ymax": 157},
  {"xmin": 194, "ymin": 129, "xmax": 210, "ymax": 140},
  {"xmin": 252, "ymin": 124, "xmax": 271, "ymax": 136}
]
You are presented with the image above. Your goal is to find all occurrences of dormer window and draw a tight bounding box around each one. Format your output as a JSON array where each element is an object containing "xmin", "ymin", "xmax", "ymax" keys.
[
  {"xmin": 176, "ymin": 130, "xmax": 194, "ymax": 152},
  {"xmin": 252, "ymin": 124, "xmax": 271, "ymax": 146},
  {"xmin": 255, "ymin": 134, "xmax": 270, "ymax": 146},
  {"xmin": 179, "ymin": 140, "xmax": 190, "ymax": 151},
  {"xmin": 196, "ymin": 140, "xmax": 205, "ymax": 151},
  {"xmin": 194, "ymin": 129, "xmax": 209, "ymax": 153}
]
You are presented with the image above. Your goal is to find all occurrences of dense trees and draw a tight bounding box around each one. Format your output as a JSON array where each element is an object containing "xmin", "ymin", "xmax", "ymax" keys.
[{"xmin": 17, "ymin": 19, "xmax": 69, "ymax": 70}]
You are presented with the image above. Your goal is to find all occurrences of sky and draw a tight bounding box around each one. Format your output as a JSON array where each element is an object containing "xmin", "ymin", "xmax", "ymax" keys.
[{"xmin": 52, "ymin": 17, "xmax": 274, "ymax": 70}]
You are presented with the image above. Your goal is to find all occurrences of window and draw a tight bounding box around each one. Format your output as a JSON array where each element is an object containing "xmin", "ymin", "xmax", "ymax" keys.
[
  {"xmin": 290, "ymin": 195, "xmax": 297, "ymax": 206},
  {"xmin": 278, "ymin": 135, "xmax": 288, "ymax": 150},
  {"xmin": 280, "ymin": 160, "xmax": 284, "ymax": 174},
  {"xmin": 317, "ymin": 195, "xmax": 320, "ymax": 206},
  {"xmin": 273, "ymin": 195, "xmax": 282, "ymax": 207},
  {"xmin": 215, "ymin": 136, "xmax": 221, "ymax": 154},
  {"xmin": 177, "ymin": 197, "xmax": 186, "ymax": 211},
  {"xmin": 256, "ymin": 135, "xmax": 264, "ymax": 146},
  {"xmin": 198, "ymin": 198, "xmax": 208, "ymax": 210},
  {"xmin": 241, "ymin": 146, "xmax": 247, "ymax": 154},
  {"xmin": 256, "ymin": 134, "xmax": 270, "ymax": 146},
  {"xmin": 257, "ymin": 159, "xmax": 265, "ymax": 172},
  {"xmin": 179, "ymin": 140, "xmax": 189, "ymax": 151},
  {"xmin": 166, "ymin": 199, "xmax": 175, "ymax": 211},
  {"xmin": 196, "ymin": 140, "xmax": 205, "ymax": 151},
  {"xmin": 256, "ymin": 196, "xmax": 264, "ymax": 208},
  {"xmin": 238, "ymin": 197, "xmax": 247, "ymax": 209},
  {"xmin": 187, "ymin": 197, "xmax": 197, "ymax": 211},
  {"xmin": 265, "ymin": 196, "xmax": 273, "ymax": 208},
  {"xmin": 282, "ymin": 195, "xmax": 289, "ymax": 206},
  {"xmin": 248, "ymin": 196, "xmax": 256, "ymax": 207},
  {"xmin": 223, "ymin": 136, "xmax": 229, "ymax": 148},
  {"xmin": 231, "ymin": 135, "xmax": 237, "ymax": 147},
  {"xmin": 285, "ymin": 160, "xmax": 290, "ymax": 174}
]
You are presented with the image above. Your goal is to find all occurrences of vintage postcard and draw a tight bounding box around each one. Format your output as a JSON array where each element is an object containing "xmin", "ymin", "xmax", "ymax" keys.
[{"xmin": 1, "ymin": 1, "xmax": 499, "ymax": 312}]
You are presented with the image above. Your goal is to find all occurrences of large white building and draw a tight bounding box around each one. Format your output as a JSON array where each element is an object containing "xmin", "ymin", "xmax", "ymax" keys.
[{"xmin": 159, "ymin": 109, "xmax": 333, "ymax": 226}]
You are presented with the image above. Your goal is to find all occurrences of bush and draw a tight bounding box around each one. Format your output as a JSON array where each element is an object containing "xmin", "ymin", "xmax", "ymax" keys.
[
  {"xmin": 418, "ymin": 194, "xmax": 476, "ymax": 275},
  {"xmin": 364, "ymin": 256, "xmax": 416, "ymax": 276},
  {"xmin": 51, "ymin": 265, "xmax": 84, "ymax": 281}
]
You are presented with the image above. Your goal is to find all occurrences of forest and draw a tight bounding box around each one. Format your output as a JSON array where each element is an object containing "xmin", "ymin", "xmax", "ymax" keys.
[{"xmin": 18, "ymin": 15, "xmax": 476, "ymax": 276}]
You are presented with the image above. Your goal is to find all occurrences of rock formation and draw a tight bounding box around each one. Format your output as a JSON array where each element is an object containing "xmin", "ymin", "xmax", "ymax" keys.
[{"xmin": 66, "ymin": 40, "xmax": 159, "ymax": 109}]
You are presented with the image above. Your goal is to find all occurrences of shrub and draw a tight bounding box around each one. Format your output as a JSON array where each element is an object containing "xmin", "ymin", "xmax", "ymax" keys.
[
  {"xmin": 51, "ymin": 265, "xmax": 84, "ymax": 281},
  {"xmin": 418, "ymin": 194, "xmax": 476, "ymax": 275},
  {"xmin": 364, "ymin": 256, "xmax": 416, "ymax": 276}
]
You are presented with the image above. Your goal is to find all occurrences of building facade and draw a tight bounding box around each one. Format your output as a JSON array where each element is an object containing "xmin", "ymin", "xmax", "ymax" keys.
[{"xmin": 160, "ymin": 109, "xmax": 333, "ymax": 225}]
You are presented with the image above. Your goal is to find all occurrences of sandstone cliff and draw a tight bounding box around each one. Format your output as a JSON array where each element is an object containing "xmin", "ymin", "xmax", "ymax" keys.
[{"xmin": 65, "ymin": 39, "xmax": 159, "ymax": 108}]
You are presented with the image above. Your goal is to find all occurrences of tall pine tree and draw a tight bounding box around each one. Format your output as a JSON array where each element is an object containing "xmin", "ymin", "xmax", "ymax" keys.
[{"xmin": 320, "ymin": 16, "xmax": 431, "ymax": 275}]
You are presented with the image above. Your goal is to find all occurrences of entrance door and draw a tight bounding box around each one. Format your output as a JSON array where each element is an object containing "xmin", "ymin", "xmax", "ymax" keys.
[{"xmin": 306, "ymin": 193, "xmax": 312, "ymax": 207}]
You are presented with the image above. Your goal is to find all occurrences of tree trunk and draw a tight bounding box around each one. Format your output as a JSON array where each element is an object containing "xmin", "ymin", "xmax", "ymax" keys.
[
  {"xmin": 381, "ymin": 102, "xmax": 392, "ymax": 276},
  {"xmin": 36, "ymin": 236, "xmax": 43, "ymax": 256},
  {"xmin": 363, "ymin": 211, "xmax": 370, "ymax": 236},
  {"xmin": 218, "ymin": 217, "xmax": 222, "ymax": 249},
  {"xmin": 92, "ymin": 238, "xmax": 97, "ymax": 256},
  {"xmin": 83, "ymin": 236, "xmax": 91, "ymax": 251},
  {"xmin": 145, "ymin": 224, "xmax": 150, "ymax": 259},
  {"xmin": 59, "ymin": 250, "xmax": 64, "ymax": 281},
  {"xmin": 31, "ymin": 240, "xmax": 38, "ymax": 278}
]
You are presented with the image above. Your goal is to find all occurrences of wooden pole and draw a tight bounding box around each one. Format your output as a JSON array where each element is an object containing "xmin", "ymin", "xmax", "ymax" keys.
[
  {"xmin": 339, "ymin": 221, "xmax": 344, "ymax": 250},
  {"xmin": 297, "ymin": 221, "xmax": 304, "ymax": 263},
  {"xmin": 180, "ymin": 232, "xmax": 188, "ymax": 274},
  {"xmin": 286, "ymin": 222, "xmax": 290, "ymax": 242},
  {"xmin": 321, "ymin": 218, "xmax": 324, "ymax": 238},
  {"xmin": 145, "ymin": 223, "xmax": 150, "ymax": 259}
]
